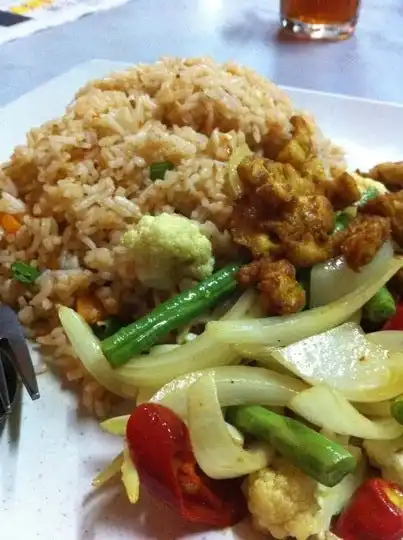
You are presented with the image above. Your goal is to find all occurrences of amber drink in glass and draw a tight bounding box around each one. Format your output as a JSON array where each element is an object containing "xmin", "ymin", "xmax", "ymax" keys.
[{"xmin": 280, "ymin": 0, "xmax": 361, "ymax": 40}]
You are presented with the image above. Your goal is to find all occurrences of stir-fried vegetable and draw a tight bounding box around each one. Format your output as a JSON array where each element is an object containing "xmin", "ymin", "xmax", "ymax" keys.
[
  {"xmin": 58, "ymin": 306, "xmax": 137, "ymax": 398},
  {"xmin": 290, "ymin": 386, "xmax": 403, "ymax": 439},
  {"xmin": 364, "ymin": 287, "xmax": 396, "ymax": 324},
  {"xmin": 100, "ymin": 414, "xmax": 130, "ymax": 436},
  {"xmin": 10, "ymin": 261, "xmax": 41, "ymax": 284},
  {"xmin": 149, "ymin": 160, "xmax": 174, "ymax": 181},
  {"xmin": 391, "ymin": 395, "xmax": 403, "ymax": 425},
  {"xmin": 333, "ymin": 186, "xmax": 379, "ymax": 234},
  {"xmin": 92, "ymin": 452, "xmax": 124, "ymax": 488},
  {"xmin": 126, "ymin": 403, "xmax": 247, "ymax": 527},
  {"xmin": 269, "ymin": 323, "xmax": 403, "ymax": 403},
  {"xmin": 310, "ymin": 241, "xmax": 393, "ymax": 309},
  {"xmin": 367, "ymin": 330, "xmax": 403, "ymax": 351},
  {"xmin": 1, "ymin": 213, "xmax": 22, "ymax": 234},
  {"xmin": 356, "ymin": 185, "xmax": 380, "ymax": 207},
  {"xmin": 334, "ymin": 477, "xmax": 403, "ymax": 540},
  {"xmin": 149, "ymin": 365, "xmax": 307, "ymax": 420},
  {"xmin": 186, "ymin": 373, "xmax": 273, "ymax": 479},
  {"xmin": 121, "ymin": 441, "xmax": 140, "ymax": 504},
  {"xmin": 227, "ymin": 405, "xmax": 357, "ymax": 487},
  {"xmin": 102, "ymin": 263, "xmax": 241, "ymax": 367},
  {"xmin": 208, "ymin": 255, "xmax": 403, "ymax": 347},
  {"xmin": 226, "ymin": 143, "xmax": 252, "ymax": 197}
]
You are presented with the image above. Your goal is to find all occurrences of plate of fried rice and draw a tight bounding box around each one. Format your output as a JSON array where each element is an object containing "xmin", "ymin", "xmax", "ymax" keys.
[{"xmin": 1, "ymin": 57, "xmax": 403, "ymax": 540}]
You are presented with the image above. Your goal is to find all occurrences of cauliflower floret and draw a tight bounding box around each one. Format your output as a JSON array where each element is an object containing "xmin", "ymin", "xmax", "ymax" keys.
[
  {"xmin": 121, "ymin": 213, "xmax": 214, "ymax": 290},
  {"xmin": 244, "ymin": 453, "xmax": 364, "ymax": 540},
  {"xmin": 364, "ymin": 436, "xmax": 403, "ymax": 487}
]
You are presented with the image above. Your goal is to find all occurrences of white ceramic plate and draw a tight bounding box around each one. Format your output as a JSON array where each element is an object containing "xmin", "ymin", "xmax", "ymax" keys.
[{"xmin": 0, "ymin": 60, "xmax": 402, "ymax": 540}]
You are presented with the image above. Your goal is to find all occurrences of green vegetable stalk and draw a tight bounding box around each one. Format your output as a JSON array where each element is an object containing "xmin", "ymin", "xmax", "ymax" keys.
[
  {"xmin": 363, "ymin": 287, "xmax": 396, "ymax": 323},
  {"xmin": 102, "ymin": 263, "xmax": 241, "ymax": 367},
  {"xmin": 357, "ymin": 186, "xmax": 380, "ymax": 207},
  {"xmin": 10, "ymin": 261, "xmax": 41, "ymax": 284},
  {"xmin": 149, "ymin": 161, "xmax": 174, "ymax": 181},
  {"xmin": 391, "ymin": 395, "xmax": 403, "ymax": 425},
  {"xmin": 332, "ymin": 186, "xmax": 394, "ymax": 323},
  {"xmin": 227, "ymin": 405, "xmax": 357, "ymax": 487},
  {"xmin": 333, "ymin": 187, "xmax": 380, "ymax": 235}
]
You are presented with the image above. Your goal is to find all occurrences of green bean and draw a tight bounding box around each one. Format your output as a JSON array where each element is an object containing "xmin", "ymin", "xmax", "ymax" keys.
[
  {"xmin": 363, "ymin": 287, "xmax": 396, "ymax": 323},
  {"xmin": 102, "ymin": 263, "xmax": 241, "ymax": 367},
  {"xmin": 227, "ymin": 405, "xmax": 357, "ymax": 487}
]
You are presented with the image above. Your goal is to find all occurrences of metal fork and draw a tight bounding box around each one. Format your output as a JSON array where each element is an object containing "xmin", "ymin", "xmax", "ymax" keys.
[{"xmin": 0, "ymin": 305, "xmax": 40, "ymax": 421}]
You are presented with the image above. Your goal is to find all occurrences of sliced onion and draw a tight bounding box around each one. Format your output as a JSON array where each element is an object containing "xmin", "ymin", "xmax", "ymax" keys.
[
  {"xmin": 100, "ymin": 415, "xmax": 130, "ymax": 436},
  {"xmin": 111, "ymin": 288, "xmax": 258, "ymax": 388},
  {"xmin": 354, "ymin": 401, "xmax": 392, "ymax": 418},
  {"xmin": 187, "ymin": 373, "xmax": 273, "ymax": 479},
  {"xmin": 221, "ymin": 288, "xmax": 258, "ymax": 320},
  {"xmin": 114, "ymin": 332, "xmax": 240, "ymax": 387},
  {"xmin": 227, "ymin": 143, "xmax": 252, "ymax": 198},
  {"xmin": 310, "ymin": 242, "xmax": 394, "ymax": 308},
  {"xmin": 60, "ymin": 284, "xmax": 256, "ymax": 394},
  {"xmin": 121, "ymin": 441, "xmax": 140, "ymax": 504},
  {"xmin": 367, "ymin": 331, "xmax": 403, "ymax": 352},
  {"xmin": 208, "ymin": 256, "xmax": 403, "ymax": 347},
  {"xmin": 290, "ymin": 385, "xmax": 403, "ymax": 439},
  {"xmin": 136, "ymin": 386, "xmax": 158, "ymax": 405},
  {"xmin": 150, "ymin": 365, "xmax": 307, "ymax": 420},
  {"xmin": 92, "ymin": 452, "xmax": 123, "ymax": 488},
  {"xmin": 58, "ymin": 306, "xmax": 137, "ymax": 398},
  {"xmin": 271, "ymin": 323, "xmax": 403, "ymax": 402}
]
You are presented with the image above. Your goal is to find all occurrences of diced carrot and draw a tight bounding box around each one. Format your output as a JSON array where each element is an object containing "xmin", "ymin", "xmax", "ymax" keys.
[
  {"xmin": 76, "ymin": 295, "xmax": 106, "ymax": 325},
  {"xmin": 1, "ymin": 213, "xmax": 22, "ymax": 234}
]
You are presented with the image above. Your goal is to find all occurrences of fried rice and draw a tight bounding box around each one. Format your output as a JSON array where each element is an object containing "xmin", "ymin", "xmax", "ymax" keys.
[{"xmin": 0, "ymin": 57, "xmax": 345, "ymax": 416}]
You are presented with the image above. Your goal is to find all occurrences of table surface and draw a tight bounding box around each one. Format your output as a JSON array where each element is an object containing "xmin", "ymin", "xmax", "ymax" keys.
[{"xmin": 0, "ymin": 0, "xmax": 402, "ymax": 107}]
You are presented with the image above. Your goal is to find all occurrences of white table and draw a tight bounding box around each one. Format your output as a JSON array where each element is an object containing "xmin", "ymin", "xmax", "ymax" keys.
[{"xmin": 1, "ymin": 0, "xmax": 402, "ymax": 106}]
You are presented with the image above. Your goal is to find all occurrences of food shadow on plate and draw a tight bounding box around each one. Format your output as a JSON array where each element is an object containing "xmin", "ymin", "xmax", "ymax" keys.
[
  {"xmin": 0, "ymin": 383, "xmax": 22, "ymax": 443},
  {"xmin": 221, "ymin": 8, "xmax": 279, "ymax": 45},
  {"xmin": 78, "ymin": 478, "xmax": 265, "ymax": 540}
]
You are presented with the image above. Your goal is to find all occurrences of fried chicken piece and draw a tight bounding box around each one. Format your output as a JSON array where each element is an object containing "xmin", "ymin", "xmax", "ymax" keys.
[
  {"xmin": 232, "ymin": 153, "xmax": 336, "ymax": 266},
  {"xmin": 237, "ymin": 155, "xmax": 315, "ymax": 198},
  {"xmin": 262, "ymin": 195, "xmax": 335, "ymax": 267},
  {"xmin": 325, "ymin": 172, "xmax": 361, "ymax": 211},
  {"xmin": 277, "ymin": 116, "xmax": 315, "ymax": 170},
  {"xmin": 368, "ymin": 162, "xmax": 403, "ymax": 191},
  {"xmin": 361, "ymin": 191, "xmax": 403, "ymax": 246},
  {"xmin": 238, "ymin": 258, "xmax": 305, "ymax": 316},
  {"xmin": 230, "ymin": 196, "xmax": 281, "ymax": 258},
  {"xmin": 336, "ymin": 214, "xmax": 391, "ymax": 271}
]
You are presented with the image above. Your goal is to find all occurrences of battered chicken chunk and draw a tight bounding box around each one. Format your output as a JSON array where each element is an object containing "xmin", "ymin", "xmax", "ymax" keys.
[
  {"xmin": 368, "ymin": 162, "xmax": 403, "ymax": 191},
  {"xmin": 361, "ymin": 191, "xmax": 403, "ymax": 247},
  {"xmin": 262, "ymin": 195, "xmax": 335, "ymax": 267},
  {"xmin": 325, "ymin": 172, "xmax": 361, "ymax": 211},
  {"xmin": 336, "ymin": 214, "xmax": 391, "ymax": 271},
  {"xmin": 238, "ymin": 259, "xmax": 306, "ymax": 315},
  {"xmin": 231, "ymin": 156, "xmax": 336, "ymax": 267}
]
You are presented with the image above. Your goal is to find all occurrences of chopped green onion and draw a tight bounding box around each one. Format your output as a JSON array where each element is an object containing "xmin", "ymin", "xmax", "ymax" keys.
[
  {"xmin": 391, "ymin": 395, "xmax": 403, "ymax": 425},
  {"xmin": 11, "ymin": 261, "xmax": 41, "ymax": 284},
  {"xmin": 149, "ymin": 161, "xmax": 174, "ymax": 181},
  {"xmin": 357, "ymin": 186, "xmax": 379, "ymax": 207}
]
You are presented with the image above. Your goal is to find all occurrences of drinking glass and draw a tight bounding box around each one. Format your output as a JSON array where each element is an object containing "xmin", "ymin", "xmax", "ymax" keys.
[{"xmin": 280, "ymin": 0, "xmax": 361, "ymax": 40}]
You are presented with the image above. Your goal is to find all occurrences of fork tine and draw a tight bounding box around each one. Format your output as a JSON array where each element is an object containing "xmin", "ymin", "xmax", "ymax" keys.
[
  {"xmin": 0, "ymin": 354, "xmax": 12, "ymax": 413},
  {"xmin": 0, "ymin": 306, "xmax": 40, "ymax": 401}
]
